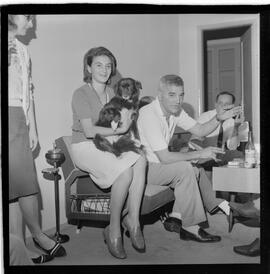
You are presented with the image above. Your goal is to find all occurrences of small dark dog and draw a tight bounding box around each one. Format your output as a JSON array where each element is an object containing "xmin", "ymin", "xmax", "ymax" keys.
[
  {"xmin": 114, "ymin": 78, "xmax": 142, "ymax": 106},
  {"xmin": 93, "ymin": 97, "xmax": 143, "ymax": 157}
]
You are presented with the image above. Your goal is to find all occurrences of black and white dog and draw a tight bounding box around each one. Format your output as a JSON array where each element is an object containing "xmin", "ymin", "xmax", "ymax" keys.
[{"xmin": 93, "ymin": 96, "xmax": 144, "ymax": 157}]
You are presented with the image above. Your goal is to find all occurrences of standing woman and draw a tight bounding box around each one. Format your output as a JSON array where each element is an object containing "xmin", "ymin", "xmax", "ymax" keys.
[
  {"xmin": 8, "ymin": 15, "xmax": 66, "ymax": 264},
  {"xmin": 71, "ymin": 47, "xmax": 147, "ymax": 259}
]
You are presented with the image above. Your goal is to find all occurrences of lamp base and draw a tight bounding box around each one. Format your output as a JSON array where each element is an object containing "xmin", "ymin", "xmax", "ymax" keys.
[{"xmin": 52, "ymin": 233, "xmax": 70, "ymax": 243}]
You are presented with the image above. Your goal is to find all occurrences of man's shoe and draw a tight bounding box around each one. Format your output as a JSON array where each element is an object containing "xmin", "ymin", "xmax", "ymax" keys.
[
  {"xmin": 163, "ymin": 217, "xmax": 182, "ymax": 233},
  {"xmin": 180, "ymin": 227, "xmax": 221, "ymax": 243},
  {"xmin": 233, "ymin": 238, "xmax": 260, "ymax": 257},
  {"xmin": 230, "ymin": 201, "xmax": 260, "ymax": 219},
  {"xmin": 235, "ymin": 216, "xmax": 260, "ymax": 227}
]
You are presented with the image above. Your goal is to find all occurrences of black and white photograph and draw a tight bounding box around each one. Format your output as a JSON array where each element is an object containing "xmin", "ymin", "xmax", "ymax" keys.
[{"xmin": 2, "ymin": 3, "xmax": 270, "ymax": 273}]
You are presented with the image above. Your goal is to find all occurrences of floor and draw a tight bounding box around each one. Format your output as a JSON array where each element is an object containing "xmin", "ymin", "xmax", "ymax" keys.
[{"xmin": 26, "ymin": 212, "xmax": 260, "ymax": 265}]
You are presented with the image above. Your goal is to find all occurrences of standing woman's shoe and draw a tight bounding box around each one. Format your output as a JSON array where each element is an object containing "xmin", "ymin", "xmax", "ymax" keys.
[
  {"xmin": 33, "ymin": 236, "xmax": 66, "ymax": 257},
  {"xmin": 122, "ymin": 216, "xmax": 145, "ymax": 253},
  {"xmin": 32, "ymin": 254, "xmax": 54, "ymax": 264},
  {"xmin": 103, "ymin": 226, "xmax": 127, "ymax": 259}
]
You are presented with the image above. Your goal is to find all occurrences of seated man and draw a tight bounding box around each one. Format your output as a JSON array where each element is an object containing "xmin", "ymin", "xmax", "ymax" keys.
[
  {"xmin": 189, "ymin": 91, "xmax": 252, "ymax": 202},
  {"xmin": 137, "ymin": 74, "xmax": 242, "ymax": 242},
  {"xmin": 189, "ymin": 91, "xmax": 245, "ymax": 171}
]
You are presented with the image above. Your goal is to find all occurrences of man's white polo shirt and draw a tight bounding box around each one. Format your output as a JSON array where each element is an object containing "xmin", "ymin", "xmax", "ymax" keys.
[{"xmin": 137, "ymin": 98, "xmax": 196, "ymax": 163}]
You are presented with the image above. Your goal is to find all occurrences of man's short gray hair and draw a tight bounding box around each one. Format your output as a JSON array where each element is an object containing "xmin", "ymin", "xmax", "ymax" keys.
[{"xmin": 159, "ymin": 75, "xmax": 184, "ymax": 91}]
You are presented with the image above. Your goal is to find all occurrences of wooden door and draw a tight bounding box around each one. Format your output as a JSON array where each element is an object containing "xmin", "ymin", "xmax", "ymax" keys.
[{"xmin": 207, "ymin": 40, "xmax": 241, "ymax": 109}]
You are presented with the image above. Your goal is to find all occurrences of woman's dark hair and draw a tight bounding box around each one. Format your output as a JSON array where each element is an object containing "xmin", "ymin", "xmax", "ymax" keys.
[
  {"xmin": 83, "ymin": 46, "xmax": 117, "ymax": 84},
  {"xmin": 8, "ymin": 15, "xmax": 17, "ymax": 30},
  {"xmin": 8, "ymin": 15, "xmax": 34, "ymax": 31}
]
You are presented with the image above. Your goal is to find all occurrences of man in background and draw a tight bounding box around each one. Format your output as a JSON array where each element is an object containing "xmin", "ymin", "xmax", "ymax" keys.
[{"xmin": 189, "ymin": 91, "xmax": 245, "ymax": 171}]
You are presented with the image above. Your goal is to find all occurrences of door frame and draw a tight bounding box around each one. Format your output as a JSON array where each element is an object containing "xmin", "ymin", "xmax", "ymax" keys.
[{"xmin": 197, "ymin": 18, "xmax": 260, "ymax": 143}]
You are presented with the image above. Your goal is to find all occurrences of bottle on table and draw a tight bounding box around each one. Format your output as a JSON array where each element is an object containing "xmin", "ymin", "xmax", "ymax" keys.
[{"xmin": 244, "ymin": 123, "xmax": 256, "ymax": 168}]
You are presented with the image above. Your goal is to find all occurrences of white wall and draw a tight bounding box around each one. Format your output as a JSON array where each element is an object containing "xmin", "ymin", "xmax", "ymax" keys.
[
  {"xmin": 28, "ymin": 14, "xmax": 179, "ymax": 231},
  {"xmin": 178, "ymin": 14, "xmax": 260, "ymax": 143}
]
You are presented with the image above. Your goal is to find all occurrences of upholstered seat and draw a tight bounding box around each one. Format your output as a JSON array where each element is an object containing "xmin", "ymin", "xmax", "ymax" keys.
[{"xmin": 55, "ymin": 136, "xmax": 174, "ymax": 225}]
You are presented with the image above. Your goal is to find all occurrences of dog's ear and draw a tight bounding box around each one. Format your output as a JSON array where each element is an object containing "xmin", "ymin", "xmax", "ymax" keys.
[
  {"xmin": 135, "ymin": 81, "xmax": 142, "ymax": 90},
  {"xmin": 113, "ymin": 80, "xmax": 121, "ymax": 96}
]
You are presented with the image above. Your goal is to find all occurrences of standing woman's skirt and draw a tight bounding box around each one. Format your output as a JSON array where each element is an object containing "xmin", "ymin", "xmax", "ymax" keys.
[{"xmin": 9, "ymin": 107, "xmax": 39, "ymax": 201}]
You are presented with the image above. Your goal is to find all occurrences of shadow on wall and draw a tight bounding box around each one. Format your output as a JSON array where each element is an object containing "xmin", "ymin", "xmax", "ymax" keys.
[{"xmin": 182, "ymin": 102, "xmax": 195, "ymax": 118}]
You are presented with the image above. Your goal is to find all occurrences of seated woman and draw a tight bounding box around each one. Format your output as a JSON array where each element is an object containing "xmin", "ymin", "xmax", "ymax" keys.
[{"xmin": 71, "ymin": 47, "xmax": 147, "ymax": 259}]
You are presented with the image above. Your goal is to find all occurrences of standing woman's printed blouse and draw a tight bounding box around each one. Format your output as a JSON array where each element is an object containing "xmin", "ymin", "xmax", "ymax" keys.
[{"xmin": 9, "ymin": 38, "xmax": 33, "ymax": 125}]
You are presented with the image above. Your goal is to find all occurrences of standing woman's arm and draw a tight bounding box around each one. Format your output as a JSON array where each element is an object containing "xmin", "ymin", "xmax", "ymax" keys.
[{"xmin": 28, "ymin": 58, "xmax": 38, "ymax": 151}]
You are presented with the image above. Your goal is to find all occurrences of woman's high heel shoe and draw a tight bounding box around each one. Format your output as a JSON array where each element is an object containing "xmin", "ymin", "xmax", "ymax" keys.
[
  {"xmin": 32, "ymin": 254, "xmax": 54, "ymax": 264},
  {"xmin": 122, "ymin": 216, "xmax": 145, "ymax": 253},
  {"xmin": 33, "ymin": 235, "xmax": 66, "ymax": 257},
  {"xmin": 103, "ymin": 226, "xmax": 127, "ymax": 259}
]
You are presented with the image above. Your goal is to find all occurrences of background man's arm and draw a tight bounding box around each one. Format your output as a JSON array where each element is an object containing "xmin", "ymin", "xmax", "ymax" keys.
[{"xmin": 189, "ymin": 105, "xmax": 242, "ymax": 137}]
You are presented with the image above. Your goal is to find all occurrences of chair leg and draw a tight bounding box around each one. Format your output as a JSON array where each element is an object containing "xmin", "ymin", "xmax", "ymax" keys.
[
  {"xmin": 228, "ymin": 210, "xmax": 235, "ymax": 233},
  {"xmin": 228, "ymin": 193, "xmax": 236, "ymax": 233},
  {"xmin": 76, "ymin": 220, "xmax": 82, "ymax": 234}
]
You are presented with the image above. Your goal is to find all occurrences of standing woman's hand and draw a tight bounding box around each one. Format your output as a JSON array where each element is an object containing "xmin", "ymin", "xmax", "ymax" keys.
[
  {"xmin": 8, "ymin": 40, "xmax": 17, "ymax": 66},
  {"xmin": 29, "ymin": 126, "xmax": 38, "ymax": 151}
]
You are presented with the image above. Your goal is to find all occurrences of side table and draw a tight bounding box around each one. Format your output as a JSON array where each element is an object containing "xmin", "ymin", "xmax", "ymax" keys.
[{"xmin": 213, "ymin": 166, "xmax": 260, "ymax": 232}]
